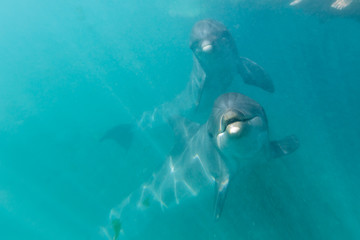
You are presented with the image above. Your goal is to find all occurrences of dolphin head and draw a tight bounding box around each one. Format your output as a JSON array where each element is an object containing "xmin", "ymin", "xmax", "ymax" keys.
[
  {"xmin": 207, "ymin": 93, "xmax": 269, "ymax": 162},
  {"xmin": 189, "ymin": 19, "xmax": 238, "ymax": 69}
]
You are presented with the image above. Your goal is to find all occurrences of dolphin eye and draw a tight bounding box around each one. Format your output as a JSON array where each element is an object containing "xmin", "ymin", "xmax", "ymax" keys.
[{"xmin": 208, "ymin": 132, "xmax": 214, "ymax": 138}]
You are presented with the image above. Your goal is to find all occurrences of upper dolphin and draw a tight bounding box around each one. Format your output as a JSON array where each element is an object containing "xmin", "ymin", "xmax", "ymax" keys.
[
  {"xmin": 104, "ymin": 92, "xmax": 298, "ymax": 239},
  {"xmin": 188, "ymin": 19, "xmax": 274, "ymax": 111},
  {"xmin": 134, "ymin": 19, "xmax": 275, "ymax": 129}
]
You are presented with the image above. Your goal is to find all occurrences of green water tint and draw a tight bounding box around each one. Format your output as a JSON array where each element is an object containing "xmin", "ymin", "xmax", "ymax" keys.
[{"xmin": 112, "ymin": 219, "xmax": 122, "ymax": 240}]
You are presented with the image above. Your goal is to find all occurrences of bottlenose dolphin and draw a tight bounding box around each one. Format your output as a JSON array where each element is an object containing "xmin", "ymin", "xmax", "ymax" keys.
[
  {"xmin": 187, "ymin": 19, "xmax": 274, "ymax": 112},
  {"xmin": 104, "ymin": 19, "xmax": 274, "ymax": 147},
  {"xmin": 104, "ymin": 92, "xmax": 298, "ymax": 239}
]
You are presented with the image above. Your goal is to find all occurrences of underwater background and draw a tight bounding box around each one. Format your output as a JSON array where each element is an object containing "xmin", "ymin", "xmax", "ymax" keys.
[{"xmin": 0, "ymin": 0, "xmax": 360, "ymax": 239}]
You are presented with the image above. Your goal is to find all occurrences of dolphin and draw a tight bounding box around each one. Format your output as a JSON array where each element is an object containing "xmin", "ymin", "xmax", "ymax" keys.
[
  {"xmin": 188, "ymin": 19, "xmax": 274, "ymax": 113},
  {"xmin": 105, "ymin": 92, "xmax": 298, "ymax": 239},
  {"xmin": 103, "ymin": 19, "xmax": 274, "ymax": 148}
]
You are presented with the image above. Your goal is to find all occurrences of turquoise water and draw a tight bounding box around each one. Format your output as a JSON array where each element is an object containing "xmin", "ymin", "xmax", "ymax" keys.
[{"xmin": 1, "ymin": 1, "xmax": 360, "ymax": 239}]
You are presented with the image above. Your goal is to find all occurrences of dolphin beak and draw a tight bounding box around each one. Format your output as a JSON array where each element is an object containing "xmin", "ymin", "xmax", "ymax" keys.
[
  {"xmin": 218, "ymin": 110, "xmax": 252, "ymax": 139},
  {"xmin": 216, "ymin": 121, "xmax": 246, "ymax": 150},
  {"xmin": 201, "ymin": 40, "xmax": 213, "ymax": 52},
  {"xmin": 219, "ymin": 110, "xmax": 242, "ymax": 133},
  {"xmin": 226, "ymin": 122, "xmax": 244, "ymax": 137}
]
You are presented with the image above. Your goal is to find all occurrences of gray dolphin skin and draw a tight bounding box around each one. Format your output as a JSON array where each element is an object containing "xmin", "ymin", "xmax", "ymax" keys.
[{"xmin": 105, "ymin": 93, "xmax": 299, "ymax": 239}]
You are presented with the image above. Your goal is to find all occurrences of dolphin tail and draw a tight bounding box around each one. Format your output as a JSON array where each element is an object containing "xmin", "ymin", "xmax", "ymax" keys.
[
  {"xmin": 100, "ymin": 123, "xmax": 135, "ymax": 150},
  {"xmin": 270, "ymin": 135, "xmax": 299, "ymax": 158},
  {"xmin": 213, "ymin": 175, "xmax": 230, "ymax": 221},
  {"xmin": 237, "ymin": 57, "xmax": 275, "ymax": 93}
]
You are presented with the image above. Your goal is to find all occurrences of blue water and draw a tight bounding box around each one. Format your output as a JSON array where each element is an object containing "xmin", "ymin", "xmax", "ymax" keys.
[{"xmin": 1, "ymin": 1, "xmax": 360, "ymax": 239}]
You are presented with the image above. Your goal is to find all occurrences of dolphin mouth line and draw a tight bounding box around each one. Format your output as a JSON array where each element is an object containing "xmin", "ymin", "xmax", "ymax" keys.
[
  {"xmin": 219, "ymin": 116, "xmax": 253, "ymax": 134},
  {"xmin": 201, "ymin": 43, "xmax": 213, "ymax": 52}
]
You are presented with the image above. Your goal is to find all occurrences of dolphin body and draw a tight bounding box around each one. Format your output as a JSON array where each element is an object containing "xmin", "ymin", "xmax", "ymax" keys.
[
  {"xmin": 105, "ymin": 93, "xmax": 298, "ymax": 239},
  {"xmin": 186, "ymin": 19, "xmax": 274, "ymax": 114},
  {"xmin": 103, "ymin": 19, "xmax": 274, "ymax": 147}
]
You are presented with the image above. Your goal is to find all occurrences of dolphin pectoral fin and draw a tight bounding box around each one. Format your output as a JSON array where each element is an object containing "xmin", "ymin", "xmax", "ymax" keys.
[
  {"xmin": 270, "ymin": 135, "xmax": 300, "ymax": 158},
  {"xmin": 213, "ymin": 176, "xmax": 230, "ymax": 221},
  {"xmin": 237, "ymin": 57, "xmax": 275, "ymax": 93},
  {"xmin": 100, "ymin": 123, "xmax": 135, "ymax": 150}
]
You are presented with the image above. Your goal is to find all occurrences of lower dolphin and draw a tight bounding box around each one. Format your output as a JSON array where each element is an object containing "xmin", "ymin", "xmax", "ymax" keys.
[{"xmin": 104, "ymin": 92, "xmax": 299, "ymax": 239}]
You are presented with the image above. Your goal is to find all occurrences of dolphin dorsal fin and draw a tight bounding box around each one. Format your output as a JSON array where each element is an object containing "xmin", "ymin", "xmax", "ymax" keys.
[
  {"xmin": 270, "ymin": 135, "xmax": 299, "ymax": 158},
  {"xmin": 237, "ymin": 57, "xmax": 275, "ymax": 93}
]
